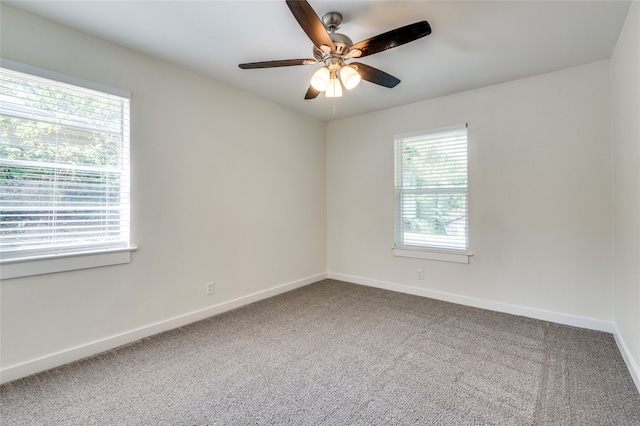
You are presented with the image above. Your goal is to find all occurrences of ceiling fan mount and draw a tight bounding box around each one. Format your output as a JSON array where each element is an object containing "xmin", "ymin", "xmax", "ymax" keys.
[
  {"xmin": 321, "ymin": 11, "xmax": 344, "ymax": 32},
  {"xmin": 239, "ymin": 0, "xmax": 431, "ymax": 100}
]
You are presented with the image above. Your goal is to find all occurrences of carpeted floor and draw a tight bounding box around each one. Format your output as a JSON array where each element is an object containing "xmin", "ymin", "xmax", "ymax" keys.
[{"xmin": 1, "ymin": 279, "xmax": 639, "ymax": 425}]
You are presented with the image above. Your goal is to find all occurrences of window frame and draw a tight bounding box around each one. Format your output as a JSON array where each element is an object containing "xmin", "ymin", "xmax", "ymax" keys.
[
  {"xmin": 0, "ymin": 59, "xmax": 136, "ymax": 279},
  {"xmin": 393, "ymin": 123, "xmax": 471, "ymax": 264}
]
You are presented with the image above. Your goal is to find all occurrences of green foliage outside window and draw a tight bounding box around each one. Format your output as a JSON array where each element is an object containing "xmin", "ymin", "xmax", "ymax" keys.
[
  {"xmin": 400, "ymin": 140, "xmax": 466, "ymax": 237},
  {"xmin": 0, "ymin": 68, "xmax": 129, "ymax": 254}
]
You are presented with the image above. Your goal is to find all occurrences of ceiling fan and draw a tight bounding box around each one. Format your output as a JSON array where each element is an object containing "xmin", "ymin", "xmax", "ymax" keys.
[{"xmin": 239, "ymin": 0, "xmax": 431, "ymax": 99}]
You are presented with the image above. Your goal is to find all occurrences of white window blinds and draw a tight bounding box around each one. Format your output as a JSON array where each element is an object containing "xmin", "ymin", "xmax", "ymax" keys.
[
  {"xmin": 394, "ymin": 124, "xmax": 468, "ymax": 252},
  {"xmin": 0, "ymin": 64, "xmax": 131, "ymax": 260}
]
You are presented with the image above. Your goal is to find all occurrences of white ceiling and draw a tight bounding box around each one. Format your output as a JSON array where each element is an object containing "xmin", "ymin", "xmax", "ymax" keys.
[{"xmin": 7, "ymin": 0, "xmax": 631, "ymax": 121}]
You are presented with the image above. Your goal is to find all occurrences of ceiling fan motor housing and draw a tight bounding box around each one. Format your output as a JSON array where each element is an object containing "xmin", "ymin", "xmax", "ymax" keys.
[{"xmin": 313, "ymin": 32, "xmax": 353, "ymax": 59}]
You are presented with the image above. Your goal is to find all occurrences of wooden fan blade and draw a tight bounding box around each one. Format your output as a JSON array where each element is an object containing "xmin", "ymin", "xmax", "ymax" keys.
[
  {"xmin": 286, "ymin": 0, "xmax": 335, "ymax": 53},
  {"xmin": 239, "ymin": 59, "xmax": 318, "ymax": 69},
  {"xmin": 305, "ymin": 85, "xmax": 321, "ymax": 99},
  {"xmin": 348, "ymin": 21, "xmax": 431, "ymax": 58},
  {"xmin": 352, "ymin": 62, "xmax": 401, "ymax": 88}
]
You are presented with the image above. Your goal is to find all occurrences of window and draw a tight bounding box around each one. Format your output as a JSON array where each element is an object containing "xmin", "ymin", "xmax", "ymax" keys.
[
  {"xmin": 0, "ymin": 60, "xmax": 133, "ymax": 277},
  {"xmin": 394, "ymin": 124, "xmax": 469, "ymax": 263}
]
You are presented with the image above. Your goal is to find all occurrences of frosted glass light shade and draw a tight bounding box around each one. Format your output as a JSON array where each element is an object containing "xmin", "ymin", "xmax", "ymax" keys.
[
  {"xmin": 310, "ymin": 67, "xmax": 330, "ymax": 91},
  {"xmin": 339, "ymin": 65, "xmax": 361, "ymax": 90},
  {"xmin": 325, "ymin": 78, "xmax": 343, "ymax": 97}
]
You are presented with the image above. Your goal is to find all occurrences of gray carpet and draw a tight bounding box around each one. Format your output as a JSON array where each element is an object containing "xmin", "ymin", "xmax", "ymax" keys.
[{"xmin": 1, "ymin": 279, "xmax": 639, "ymax": 425}]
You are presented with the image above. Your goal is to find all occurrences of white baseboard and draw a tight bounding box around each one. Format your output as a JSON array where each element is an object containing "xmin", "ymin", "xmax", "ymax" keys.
[
  {"xmin": 612, "ymin": 324, "xmax": 640, "ymax": 394},
  {"xmin": 0, "ymin": 273, "xmax": 326, "ymax": 384},
  {"xmin": 333, "ymin": 272, "xmax": 639, "ymax": 394},
  {"xmin": 327, "ymin": 272, "xmax": 615, "ymax": 333}
]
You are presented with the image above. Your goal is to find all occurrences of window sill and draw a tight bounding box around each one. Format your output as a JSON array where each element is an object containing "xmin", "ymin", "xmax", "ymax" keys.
[
  {"xmin": 0, "ymin": 246, "xmax": 138, "ymax": 280},
  {"xmin": 393, "ymin": 247, "xmax": 472, "ymax": 264}
]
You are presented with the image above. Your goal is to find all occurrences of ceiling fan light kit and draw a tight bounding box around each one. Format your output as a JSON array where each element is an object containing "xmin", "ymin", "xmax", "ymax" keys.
[
  {"xmin": 239, "ymin": 0, "xmax": 431, "ymax": 100},
  {"xmin": 310, "ymin": 67, "xmax": 330, "ymax": 91},
  {"xmin": 340, "ymin": 65, "xmax": 361, "ymax": 90},
  {"xmin": 311, "ymin": 63, "xmax": 360, "ymax": 96}
]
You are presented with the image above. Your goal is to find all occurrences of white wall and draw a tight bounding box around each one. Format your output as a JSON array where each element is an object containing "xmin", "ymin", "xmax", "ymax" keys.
[
  {"xmin": 327, "ymin": 61, "xmax": 613, "ymax": 327},
  {"xmin": 0, "ymin": 5, "xmax": 327, "ymax": 376},
  {"xmin": 611, "ymin": 1, "xmax": 640, "ymax": 387}
]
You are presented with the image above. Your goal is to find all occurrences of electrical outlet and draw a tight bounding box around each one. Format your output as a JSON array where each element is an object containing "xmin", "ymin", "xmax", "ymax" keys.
[
  {"xmin": 417, "ymin": 268, "xmax": 423, "ymax": 280},
  {"xmin": 206, "ymin": 282, "xmax": 215, "ymax": 295}
]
